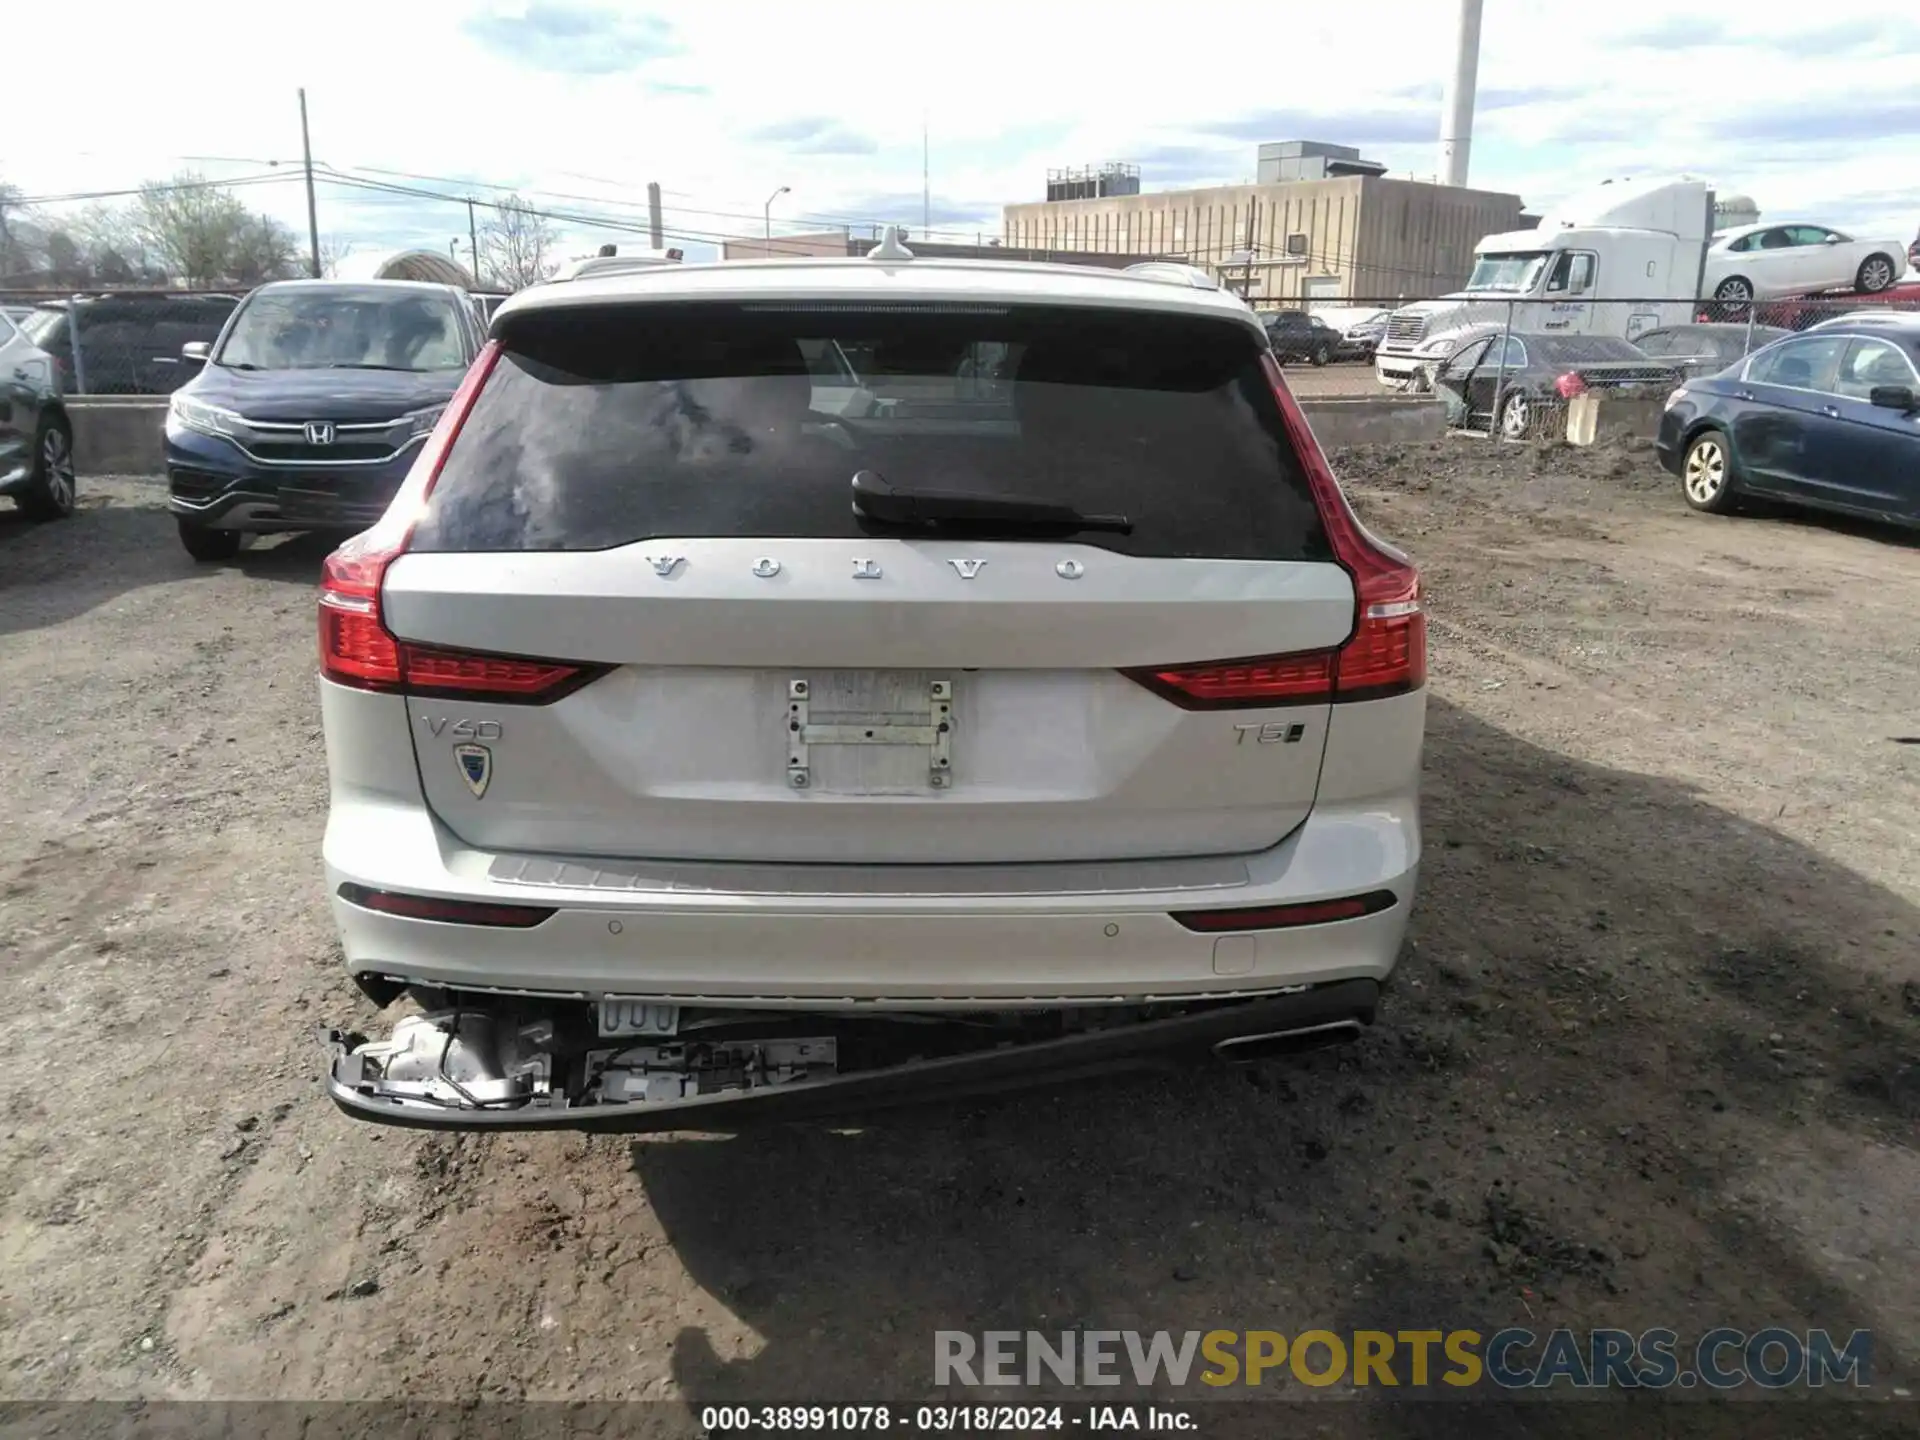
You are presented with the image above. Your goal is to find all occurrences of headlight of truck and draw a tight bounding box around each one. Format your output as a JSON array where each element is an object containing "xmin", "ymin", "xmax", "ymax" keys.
[
  {"xmin": 168, "ymin": 394, "xmax": 239, "ymax": 437},
  {"xmin": 1664, "ymin": 387, "xmax": 1689, "ymax": 411}
]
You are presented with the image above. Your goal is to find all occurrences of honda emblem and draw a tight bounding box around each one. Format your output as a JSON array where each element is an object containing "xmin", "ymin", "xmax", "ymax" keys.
[{"xmin": 304, "ymin": 422, "xmax": 336, "ymax": 445}]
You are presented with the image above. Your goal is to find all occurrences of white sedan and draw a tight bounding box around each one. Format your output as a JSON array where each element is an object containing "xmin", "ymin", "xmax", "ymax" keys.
[{"xmin": 1702, "ymin": 223, "xmax": 1907, "ymax": 302}]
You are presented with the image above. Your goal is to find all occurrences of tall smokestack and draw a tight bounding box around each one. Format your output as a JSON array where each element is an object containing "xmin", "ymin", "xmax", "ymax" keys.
[{"xmin": 1438, "ymin": 0, "xmax": 1484, "ymax": 187}]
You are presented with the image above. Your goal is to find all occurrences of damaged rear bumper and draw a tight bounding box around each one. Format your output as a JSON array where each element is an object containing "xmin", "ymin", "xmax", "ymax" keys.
[{"xmin": 325, "ymin": 979, "xmax": 1381, "ymax": 1133}]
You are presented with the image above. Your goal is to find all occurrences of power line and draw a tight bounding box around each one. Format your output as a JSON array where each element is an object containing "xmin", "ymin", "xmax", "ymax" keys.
[
  {"xmin": 320, "ymin": 161, "xmax": 993, "ymax": 244},
  {"xmin": 11, "ymin": 172, "xmax": 300, "ymax": 207},
  {"xmin": 313, "ymin": 172, "xmax": 848, "ymax": 258}
]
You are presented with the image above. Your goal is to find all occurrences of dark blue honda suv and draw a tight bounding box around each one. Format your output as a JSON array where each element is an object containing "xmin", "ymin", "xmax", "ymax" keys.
[{"xmin": 165, "ymin": 280, "xmax": 487, "ymax": 560}]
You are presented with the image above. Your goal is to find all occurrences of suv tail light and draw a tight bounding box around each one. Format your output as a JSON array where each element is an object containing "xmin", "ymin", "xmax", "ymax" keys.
[
  {"xmin": 317, "ymin": 344, "xmax": 608, "ymax": 705},
  {"xmin": 1127, "ymin": 358, "xmax": 1425, "ymax": 710}
]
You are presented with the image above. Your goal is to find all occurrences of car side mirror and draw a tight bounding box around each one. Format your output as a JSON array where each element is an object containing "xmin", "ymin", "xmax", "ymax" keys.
[
  {"xmin": 181, "ymin": 341, "xmax": 210, "ymax": 363},
  {"xmin": 1822, "ymin": 235, "xmax": 1842, "ymax": 245},
  {"xmin": 1869, "ymin": 384, "xmax": 1917, "ymax": 412}
]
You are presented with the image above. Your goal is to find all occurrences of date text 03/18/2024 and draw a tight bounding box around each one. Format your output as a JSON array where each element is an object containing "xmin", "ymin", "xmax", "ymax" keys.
[{"xmin": 696, "ymin": 1406, "xmax": 1191, "ymax": 1432}]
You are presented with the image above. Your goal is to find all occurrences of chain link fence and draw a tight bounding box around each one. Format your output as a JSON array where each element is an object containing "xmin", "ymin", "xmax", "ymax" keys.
[{"xmin": 0, "ymin": 289, "xmax": 241, "ymax": 395}]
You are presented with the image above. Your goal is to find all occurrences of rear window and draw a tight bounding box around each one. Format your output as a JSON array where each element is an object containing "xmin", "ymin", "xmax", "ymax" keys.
[{"xmin": 412, "ymin": 302, "xmax": 1329, "ymax": 560}]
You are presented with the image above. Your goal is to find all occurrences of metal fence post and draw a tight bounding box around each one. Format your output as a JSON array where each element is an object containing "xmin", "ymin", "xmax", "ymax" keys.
[
  {"xmin": 69, "ymin": 304, "xmax": 89, "ymax": 396},
  {"xmin": 1489, "ymin": 299, "xmax": 1514, "ymax": 441},
  {"xmin": 1744, "ymin": 299, "xmax": 1755, "ymax": 357}
]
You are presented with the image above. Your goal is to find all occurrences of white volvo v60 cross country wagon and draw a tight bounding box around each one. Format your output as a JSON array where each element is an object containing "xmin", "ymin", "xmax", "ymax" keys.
[{"xmin": 318, "ymin": 235, "xmax": 1427, "ymax": 1131}]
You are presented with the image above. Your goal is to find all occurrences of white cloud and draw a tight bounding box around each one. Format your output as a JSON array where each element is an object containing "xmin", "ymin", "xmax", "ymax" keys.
[{"xmin": 6, "ymin": 0, "xmax": 1916, "ymax": 271}]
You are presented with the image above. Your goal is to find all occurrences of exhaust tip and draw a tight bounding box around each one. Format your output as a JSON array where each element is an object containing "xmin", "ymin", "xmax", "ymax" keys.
[{"xmin": 1212, "ymin": 1019, "xmax": 1364, "ymax": 1064}]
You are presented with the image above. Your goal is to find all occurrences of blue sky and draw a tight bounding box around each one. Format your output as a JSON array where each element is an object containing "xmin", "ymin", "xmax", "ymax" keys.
[{"xmin": 7, "ymin": 0, "xmax": 1917, "ymax": 273}]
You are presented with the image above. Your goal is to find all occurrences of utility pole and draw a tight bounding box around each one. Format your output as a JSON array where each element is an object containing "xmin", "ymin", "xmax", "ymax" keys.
[
  {"xmin": 647, "ymin": 182, "xmax": 663, "ymax": 249},
  {"xmin": 466, "ymin": 198, "xmax": 480, "ymax": 280},
  {"xmin": 298, "ymin": 88, "xmax": 322, "ymax": 278}
]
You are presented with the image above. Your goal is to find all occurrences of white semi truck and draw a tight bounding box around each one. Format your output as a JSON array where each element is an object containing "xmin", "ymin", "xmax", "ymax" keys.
[{"xmin": 1373, "ymin": 176, "xmax": 1716, "ymax": 387}]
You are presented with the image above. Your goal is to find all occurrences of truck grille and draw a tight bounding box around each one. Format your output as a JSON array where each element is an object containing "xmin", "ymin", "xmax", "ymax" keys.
[{"xmin": 1385, "ymin": 314, "xmax": 1428, "ymax": 347}]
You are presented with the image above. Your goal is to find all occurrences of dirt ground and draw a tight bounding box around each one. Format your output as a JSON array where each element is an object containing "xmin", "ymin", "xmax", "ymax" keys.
[{"xmin": 2, "ymin": 439, "xmax": 1916, "ymax": 1432}]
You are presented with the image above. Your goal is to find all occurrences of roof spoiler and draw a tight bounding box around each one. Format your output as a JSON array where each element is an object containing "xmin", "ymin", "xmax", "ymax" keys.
[{"xmin": 1123, "ymin": 262, "xmax": 1219, "ymax": 291}]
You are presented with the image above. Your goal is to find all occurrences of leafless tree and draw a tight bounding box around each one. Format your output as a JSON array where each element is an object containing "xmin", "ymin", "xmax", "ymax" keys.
[
  {"xmin": 134, "ymin": 171, "xmax": 301, "ymax": 288},
  {"xmin": 478, "ymin": 194, "xmax": 558, "ymax": 290},
  {"xmin": 228, "ymin": 213, "xmax": 302, "ymax": 286},
  {"xmin": 56, "ymin": 203, "xmax": 165, "ymax": 285},
  {"xmin": 319, "ymin": 236, "xmax": 356, "ymax": 278},
  {"xmin": 0, "ymin": 180, "xmax": 44, "ymax": 284}
]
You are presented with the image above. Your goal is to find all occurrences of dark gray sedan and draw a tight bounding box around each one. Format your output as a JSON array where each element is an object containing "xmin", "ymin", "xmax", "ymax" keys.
[
  {"xmin": 1631, "ymin": 323, "xmax": 1793, "ymax": 378},
  {"xmin": 0, "ymin": 309, "xmax": 75, "ymax": 520},
  {"xmin": 1430, "ymin": 329, "xmax": 1682, "ymax": 438}
]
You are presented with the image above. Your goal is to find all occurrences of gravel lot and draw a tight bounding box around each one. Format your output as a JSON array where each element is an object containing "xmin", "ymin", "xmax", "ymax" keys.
[{"xmin": 3, "ymin": 443, "xmax": 1917, "ymax": 1430}]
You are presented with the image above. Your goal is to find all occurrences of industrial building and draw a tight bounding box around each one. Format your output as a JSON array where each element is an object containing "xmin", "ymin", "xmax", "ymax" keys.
[{"xmin": 1001, "ymin": 145, "xmax": 1524, "ymax": 306}]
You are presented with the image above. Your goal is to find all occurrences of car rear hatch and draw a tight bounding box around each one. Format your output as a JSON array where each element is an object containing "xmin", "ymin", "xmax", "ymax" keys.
[{"xmin": 336, "ymin": 298, "xmax": 1407, "ymax": 867}]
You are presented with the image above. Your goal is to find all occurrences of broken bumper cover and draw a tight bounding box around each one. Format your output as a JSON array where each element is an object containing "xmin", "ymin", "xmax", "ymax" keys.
[{"xmin": 325, "ymin": 978, "xmax": 1382, "ymax": 1133}]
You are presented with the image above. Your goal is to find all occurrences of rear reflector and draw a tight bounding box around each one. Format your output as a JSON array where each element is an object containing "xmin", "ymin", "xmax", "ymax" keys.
[
  {"xmin": 1130, "ymin": 360, "xmax": 1427, "ymax": 711},
  {"xmin": 1171, "ymin": 888, "xmax": 1398, "ymax": 932},
  {"xmin": 336, "ymin": 883, "xmax": 556, "ymax": 929}
]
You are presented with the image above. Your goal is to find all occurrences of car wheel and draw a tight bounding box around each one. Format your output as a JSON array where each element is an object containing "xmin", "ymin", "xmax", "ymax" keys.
[
  {"xmin": 1680, "ymin": 430, "xmax": 1738, "ymax": 514},
  {"xmin": 15, "ymin": 417, "xmax": 77, "ymax": 521},
  {"xmin": 176, "ymin": 517, "xmax": 243, "ymax": 562},
  {"xmin": 1854, "ymin": 254, "xmax": 1899, "ymax": 294},
  {"xmin": 1311, "ymin": 344, "xmax": 1330, "ymax": 367},
  {"xmin": 1714, "ymin": 277, "xmax": 1754, "ymax": 302},
  {"xmin": 1496, "ymin": 390, "xmax": 1531, "ymax": 440}
]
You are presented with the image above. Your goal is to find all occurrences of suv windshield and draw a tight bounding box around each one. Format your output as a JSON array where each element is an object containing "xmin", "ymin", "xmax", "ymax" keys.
[
  {"xmin": 413, "ymin": 301, "xmax": 1328, "ymax": 561},
  {"xmin": 216, "ymin": 286, "xmax": 466, "ymax": 372},
  {"xmin": 1464, "ymin": 252, "xmax": 1550, "ymax": 292}
]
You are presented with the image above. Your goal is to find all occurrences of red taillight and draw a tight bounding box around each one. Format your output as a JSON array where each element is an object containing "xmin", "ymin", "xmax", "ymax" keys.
[
  {"xmin": 316, "ymin": 345, "xmax": 605, "ymax": 705},
  {"xmin": 336, "ymin": 882, "xmax": 555, "ymax": 928},
  {"xmin": 1171, "ymin": 888, "xmax": 1399, "ymax": 932},
  {"xmin": 1130, "ymin": 651, "xmax": 1335, "ymax": 710},
  {"xmin": 1126, "ymin": 359, "xmax": 1426, "ymax": 711}
]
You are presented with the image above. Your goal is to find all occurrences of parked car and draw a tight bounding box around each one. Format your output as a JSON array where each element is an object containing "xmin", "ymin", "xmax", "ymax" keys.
[
  {"xmin": 2, "ymin": 304, "xmax": 37, "ymax": 327},
  {"xmin": 1335, "ymin": 310, "xmax": 1388, "ymax": 361},
  {"xmin": 165, "ymin": 280, "xmax": 488, "ymax": 561},
  {"xmin": 0, "ymin": 309, "xmax": 76, "ymax": 519},
  {"xmin": 318, "ymin": 242, "xmax": 1428, "ymax": 1130},
  {"xmin": 1630, "ymin": 323, "xmax": 1793, "ymax": 377},
  {"xmin": 1698, "ymin": 281, "xmax": 1920, "ymax": 332},
  {"xmin": 1262, "ymin": 308, "xmax": 1338, "ymax": 366},
  {"xmin": 1701, "ymin": 224, "xmax": 1907, "ymax": 304},
  {"xmin": 1427, "ymin": 327, "xmax": 1681, "ymax": 438},
  {"xmin": 17, "ymin": 292, "xmax": 239, "ymax": 395},
  {"xmin": 1657, "ymin": 313, "xmax": 1920, "ymax": 526}
]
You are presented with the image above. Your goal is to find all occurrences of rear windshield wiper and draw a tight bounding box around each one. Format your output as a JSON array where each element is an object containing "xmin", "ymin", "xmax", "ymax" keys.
[{"xmin": 850, "ymin": 469, "xmax": 1131, "ymax": 535}]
